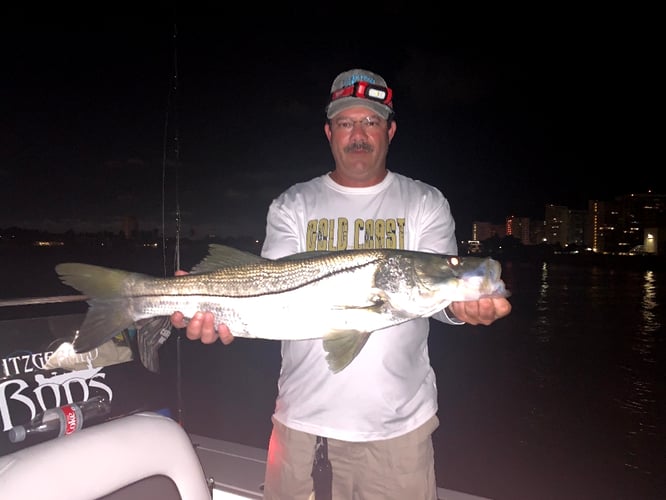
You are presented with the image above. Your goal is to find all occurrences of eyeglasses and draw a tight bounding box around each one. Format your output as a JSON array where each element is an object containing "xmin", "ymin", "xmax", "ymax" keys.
[{"xmin": 332, "ymin": 116, "xmax": 385, "ymax": 131}]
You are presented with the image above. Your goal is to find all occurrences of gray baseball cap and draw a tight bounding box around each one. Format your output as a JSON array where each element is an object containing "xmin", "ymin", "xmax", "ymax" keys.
[{"xmin": 325, "ymin": 69, "xmax": 394, "ymax": 119}]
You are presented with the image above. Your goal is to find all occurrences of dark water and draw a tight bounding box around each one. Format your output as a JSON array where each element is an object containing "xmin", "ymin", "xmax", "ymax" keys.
[
  {"xmin": 1, "ymin": 246, "xmax": 664, "ymax": 499},
  {"xmin": 426, "ymin": 261, "xmax": 665, "ymax": 500}
]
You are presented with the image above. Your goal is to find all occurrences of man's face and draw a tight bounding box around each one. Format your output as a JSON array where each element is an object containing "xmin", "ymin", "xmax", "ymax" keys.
[{"xmin": 324, "ymin": 106, "xmax": 396, "ymax": 187}]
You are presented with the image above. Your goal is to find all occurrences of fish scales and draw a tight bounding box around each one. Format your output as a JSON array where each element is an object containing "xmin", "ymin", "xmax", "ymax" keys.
[
  {"xmin": 55, "ymin": 244, "xmax": 508, "ymax": 373},
  {"xmin": 131, "ymin": 262, "xmax": 383, "ymax": 339},
  {"xmin": 134, "ymin": 251, "xmax": 386, "ymax": 298}
]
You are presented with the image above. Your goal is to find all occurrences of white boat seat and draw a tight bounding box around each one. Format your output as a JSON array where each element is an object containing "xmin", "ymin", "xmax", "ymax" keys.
[{"xmin": 0, "ymin": 411, "xmax": 212, "ymax": 500}]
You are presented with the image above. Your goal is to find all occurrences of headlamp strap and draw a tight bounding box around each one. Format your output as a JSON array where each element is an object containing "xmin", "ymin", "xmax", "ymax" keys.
[{"xmin": 329, "ymin": 81, "xmax": 393, "ymax": 107}]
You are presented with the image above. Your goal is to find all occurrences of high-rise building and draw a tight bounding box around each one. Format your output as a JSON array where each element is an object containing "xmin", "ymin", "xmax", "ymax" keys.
[
  {"xmin": 471, "ymin": 192, "xmax": 665, "ymax": 256},
  {"xmin": 472, "ymin": 221, "xmax": 506, "ymax": 242},
  {"xmin": 588, "ymin": 192, "xmax": 665, "ymax": 254},
  {"xmin": 505, "ymin": 216, "xmax": 531, "ymax": 245}
]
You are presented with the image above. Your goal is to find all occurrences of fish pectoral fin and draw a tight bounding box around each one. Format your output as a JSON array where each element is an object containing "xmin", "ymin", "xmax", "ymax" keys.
[
  {"xmin": 362, "ymin": 290, "xmax": 390, "ymax": 312},
  {"xmin": 322, "ymin": 330, "xmax": 372, "ymax": 373},
  {"xmin": 135, "ymin": 317, "xmax": 174, "ymax": 373},
  {"xmin": 332, "ymin": 291, "xmax": 388, "ymax": 312}
]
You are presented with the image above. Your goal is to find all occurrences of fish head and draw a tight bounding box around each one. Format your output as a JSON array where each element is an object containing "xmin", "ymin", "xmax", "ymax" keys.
[
  {"xmin": 377, "ymin": 252, "xmax": 508, "ymax": 316},
  {"xmin": 416, "ymin": 254, "xmax": 507, "ymax": 301},
  {"xmin": 446, "ymin": 256, "xmax": 507, "ymax": 299}
]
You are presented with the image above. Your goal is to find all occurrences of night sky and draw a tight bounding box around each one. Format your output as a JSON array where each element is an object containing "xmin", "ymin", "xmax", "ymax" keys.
[{"xmin": 2, "ymin": 22, "xmax": 658, "ymax": 242}]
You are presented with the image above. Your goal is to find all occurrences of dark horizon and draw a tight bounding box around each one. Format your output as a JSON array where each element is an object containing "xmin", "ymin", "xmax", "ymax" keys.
[
  {"xmin": 1, "ymin": 187, "xmax": 660, "ymax": 244},
  {"xmin": 2, "ymin": 25, "xmax": 659, "ymax": 240}
]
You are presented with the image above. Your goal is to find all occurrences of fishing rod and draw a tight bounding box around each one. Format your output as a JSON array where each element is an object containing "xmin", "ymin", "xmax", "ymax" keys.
[
  {"xmin": 161, "ymin": 19, "xmax": 185, "ymax": 427},
  {"xmin": 0, "ymin": 295, "xmax": 88, "ymax": 307},
  {"xmin": 162, "ymin": 23, "xmax": 182, "ymax": 277}
]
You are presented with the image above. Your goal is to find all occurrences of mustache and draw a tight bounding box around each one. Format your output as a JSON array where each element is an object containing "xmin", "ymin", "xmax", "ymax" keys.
[{"xmin": 344, "ymin": 142, "xmax": 373, "ymax": 153}]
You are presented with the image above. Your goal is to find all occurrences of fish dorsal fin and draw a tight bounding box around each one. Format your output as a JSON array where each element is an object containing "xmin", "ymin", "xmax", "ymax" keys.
[
  {"xmin": 190, "ymin": 244, "xmax": 266, "ymax": 274},
  {"xmin": 322, "ymin": 331, "xmax": 372, "ymax": 373}
]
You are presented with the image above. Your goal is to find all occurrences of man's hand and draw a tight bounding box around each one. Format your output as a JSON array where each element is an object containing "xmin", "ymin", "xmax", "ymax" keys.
[
  {"xmin": 169, "ymin": 270, "xmax": 235, "ymax": 345},
  {"xmin": 447, "ymin": 297, "xmax": 511, "ymax": 326}
]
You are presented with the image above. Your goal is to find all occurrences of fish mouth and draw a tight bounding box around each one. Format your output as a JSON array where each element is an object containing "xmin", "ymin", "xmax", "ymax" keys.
[{"xmin": 461, "ymin": 259, "xmax": 505, "ymax": 295}]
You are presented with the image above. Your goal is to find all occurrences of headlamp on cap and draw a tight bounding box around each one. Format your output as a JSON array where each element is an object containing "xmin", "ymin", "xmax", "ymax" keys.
[{"xmin": 329, "ymin": 81, "xmax": 393, "ymax": 107}]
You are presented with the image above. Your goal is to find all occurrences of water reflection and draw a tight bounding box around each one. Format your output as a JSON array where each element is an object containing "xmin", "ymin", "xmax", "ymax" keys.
[
  {"xmin": 619, "ymin": 270, "xmax": 661, "ymax": 476},
  {"xmin": 534, "ymin": 262, "xmax": 550, "ymax": 342},
  {"xmin": 523, "ymin": 261, "xmax": 664, "ymax": 494},
  {"xmin": 639, "ymin": 270, "xmax": 660, "ymax": 348},
  {"xmin": 529, "ymin": 262, "xmax": 551, "ymax": 399}
]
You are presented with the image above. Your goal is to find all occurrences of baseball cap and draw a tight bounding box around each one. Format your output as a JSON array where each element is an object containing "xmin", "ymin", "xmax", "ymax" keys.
[{"xmin": 325, "ymin": 69, "xmax": 394, "ymax": 119}]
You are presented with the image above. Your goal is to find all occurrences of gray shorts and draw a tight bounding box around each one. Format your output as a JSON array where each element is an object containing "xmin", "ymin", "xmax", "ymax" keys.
[{"xmin": 262, "ymin": 414, "xmax": 439, "ymax": 500}]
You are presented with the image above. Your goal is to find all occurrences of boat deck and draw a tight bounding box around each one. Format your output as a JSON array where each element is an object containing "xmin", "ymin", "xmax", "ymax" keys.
[{"xmin": 191, "ymin": 433, "xmax": 492, "ymax": 500}]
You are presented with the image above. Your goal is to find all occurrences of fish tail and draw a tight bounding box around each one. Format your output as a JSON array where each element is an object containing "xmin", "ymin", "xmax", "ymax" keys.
[
  {"xmin": 55, "ymin": 263, "xmax": 138, "ymax": 352},
  {"xmin": 73, "ymin": 299, "xmax": 135, "ymax": 352}
]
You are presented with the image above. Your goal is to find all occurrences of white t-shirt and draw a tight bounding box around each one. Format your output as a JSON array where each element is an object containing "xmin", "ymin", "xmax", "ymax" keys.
[{"xmin": 261, "ymin": 171, "xmax": 459, "ymax": 441}]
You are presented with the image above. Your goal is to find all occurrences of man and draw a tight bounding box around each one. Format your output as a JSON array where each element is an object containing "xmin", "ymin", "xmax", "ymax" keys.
[{"xmin": 171, "ymin": 68, "xmax": 511, "ymax": 499}]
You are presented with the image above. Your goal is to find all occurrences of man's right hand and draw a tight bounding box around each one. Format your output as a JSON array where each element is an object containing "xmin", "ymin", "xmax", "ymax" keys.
[{"xmin": 169, "ymin": 270, "xmax": 235, "ymax": 345}]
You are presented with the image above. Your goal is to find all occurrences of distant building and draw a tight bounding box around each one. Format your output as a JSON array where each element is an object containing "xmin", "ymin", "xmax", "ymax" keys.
[
  {"xmin": 544, "ymin": 205, "xmax": 568, "ymax": 247},
  {"xmin": 469, "ymin": 192, "xmax": 665, "ymax": 256},
  {"xmin": 643, "ymin": 227, "xmax": 664, "ymax": 255},
  {"xmin": 530, "ymin": 219, "xmax": 547, "ymax": 245},
  {"xmin": 588, "ymin": 192, "xmax": 666, "ymax": 254},
  {"xmin": 586, "ymin": 200, "xmax": 603, "ymax": 251},
  {"xmin": 505, "ymin": 216, "xmax": 531, "ymax": 245},
  {"xmin": 541, "ymin": 205, "xmax": 588, "ymax": 249},
  {"xmin": 472, "ymin": 221, "xmax": 506, "ymax": 242},
  {"xmin": 467, "ymin": 240, "xmax": 481, "ymax": 254}
]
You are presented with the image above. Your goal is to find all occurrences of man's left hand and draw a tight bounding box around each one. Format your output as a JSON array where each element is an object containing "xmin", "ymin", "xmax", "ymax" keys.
[{"xmin": 448, "ymin": 297, "xmax": 511, "ymax": 326}]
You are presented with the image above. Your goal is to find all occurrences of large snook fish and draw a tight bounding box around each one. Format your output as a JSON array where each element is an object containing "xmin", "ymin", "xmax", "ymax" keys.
[{"xmin": 55, "ymin": 244, "xmax": 508, "ymax": 374}]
